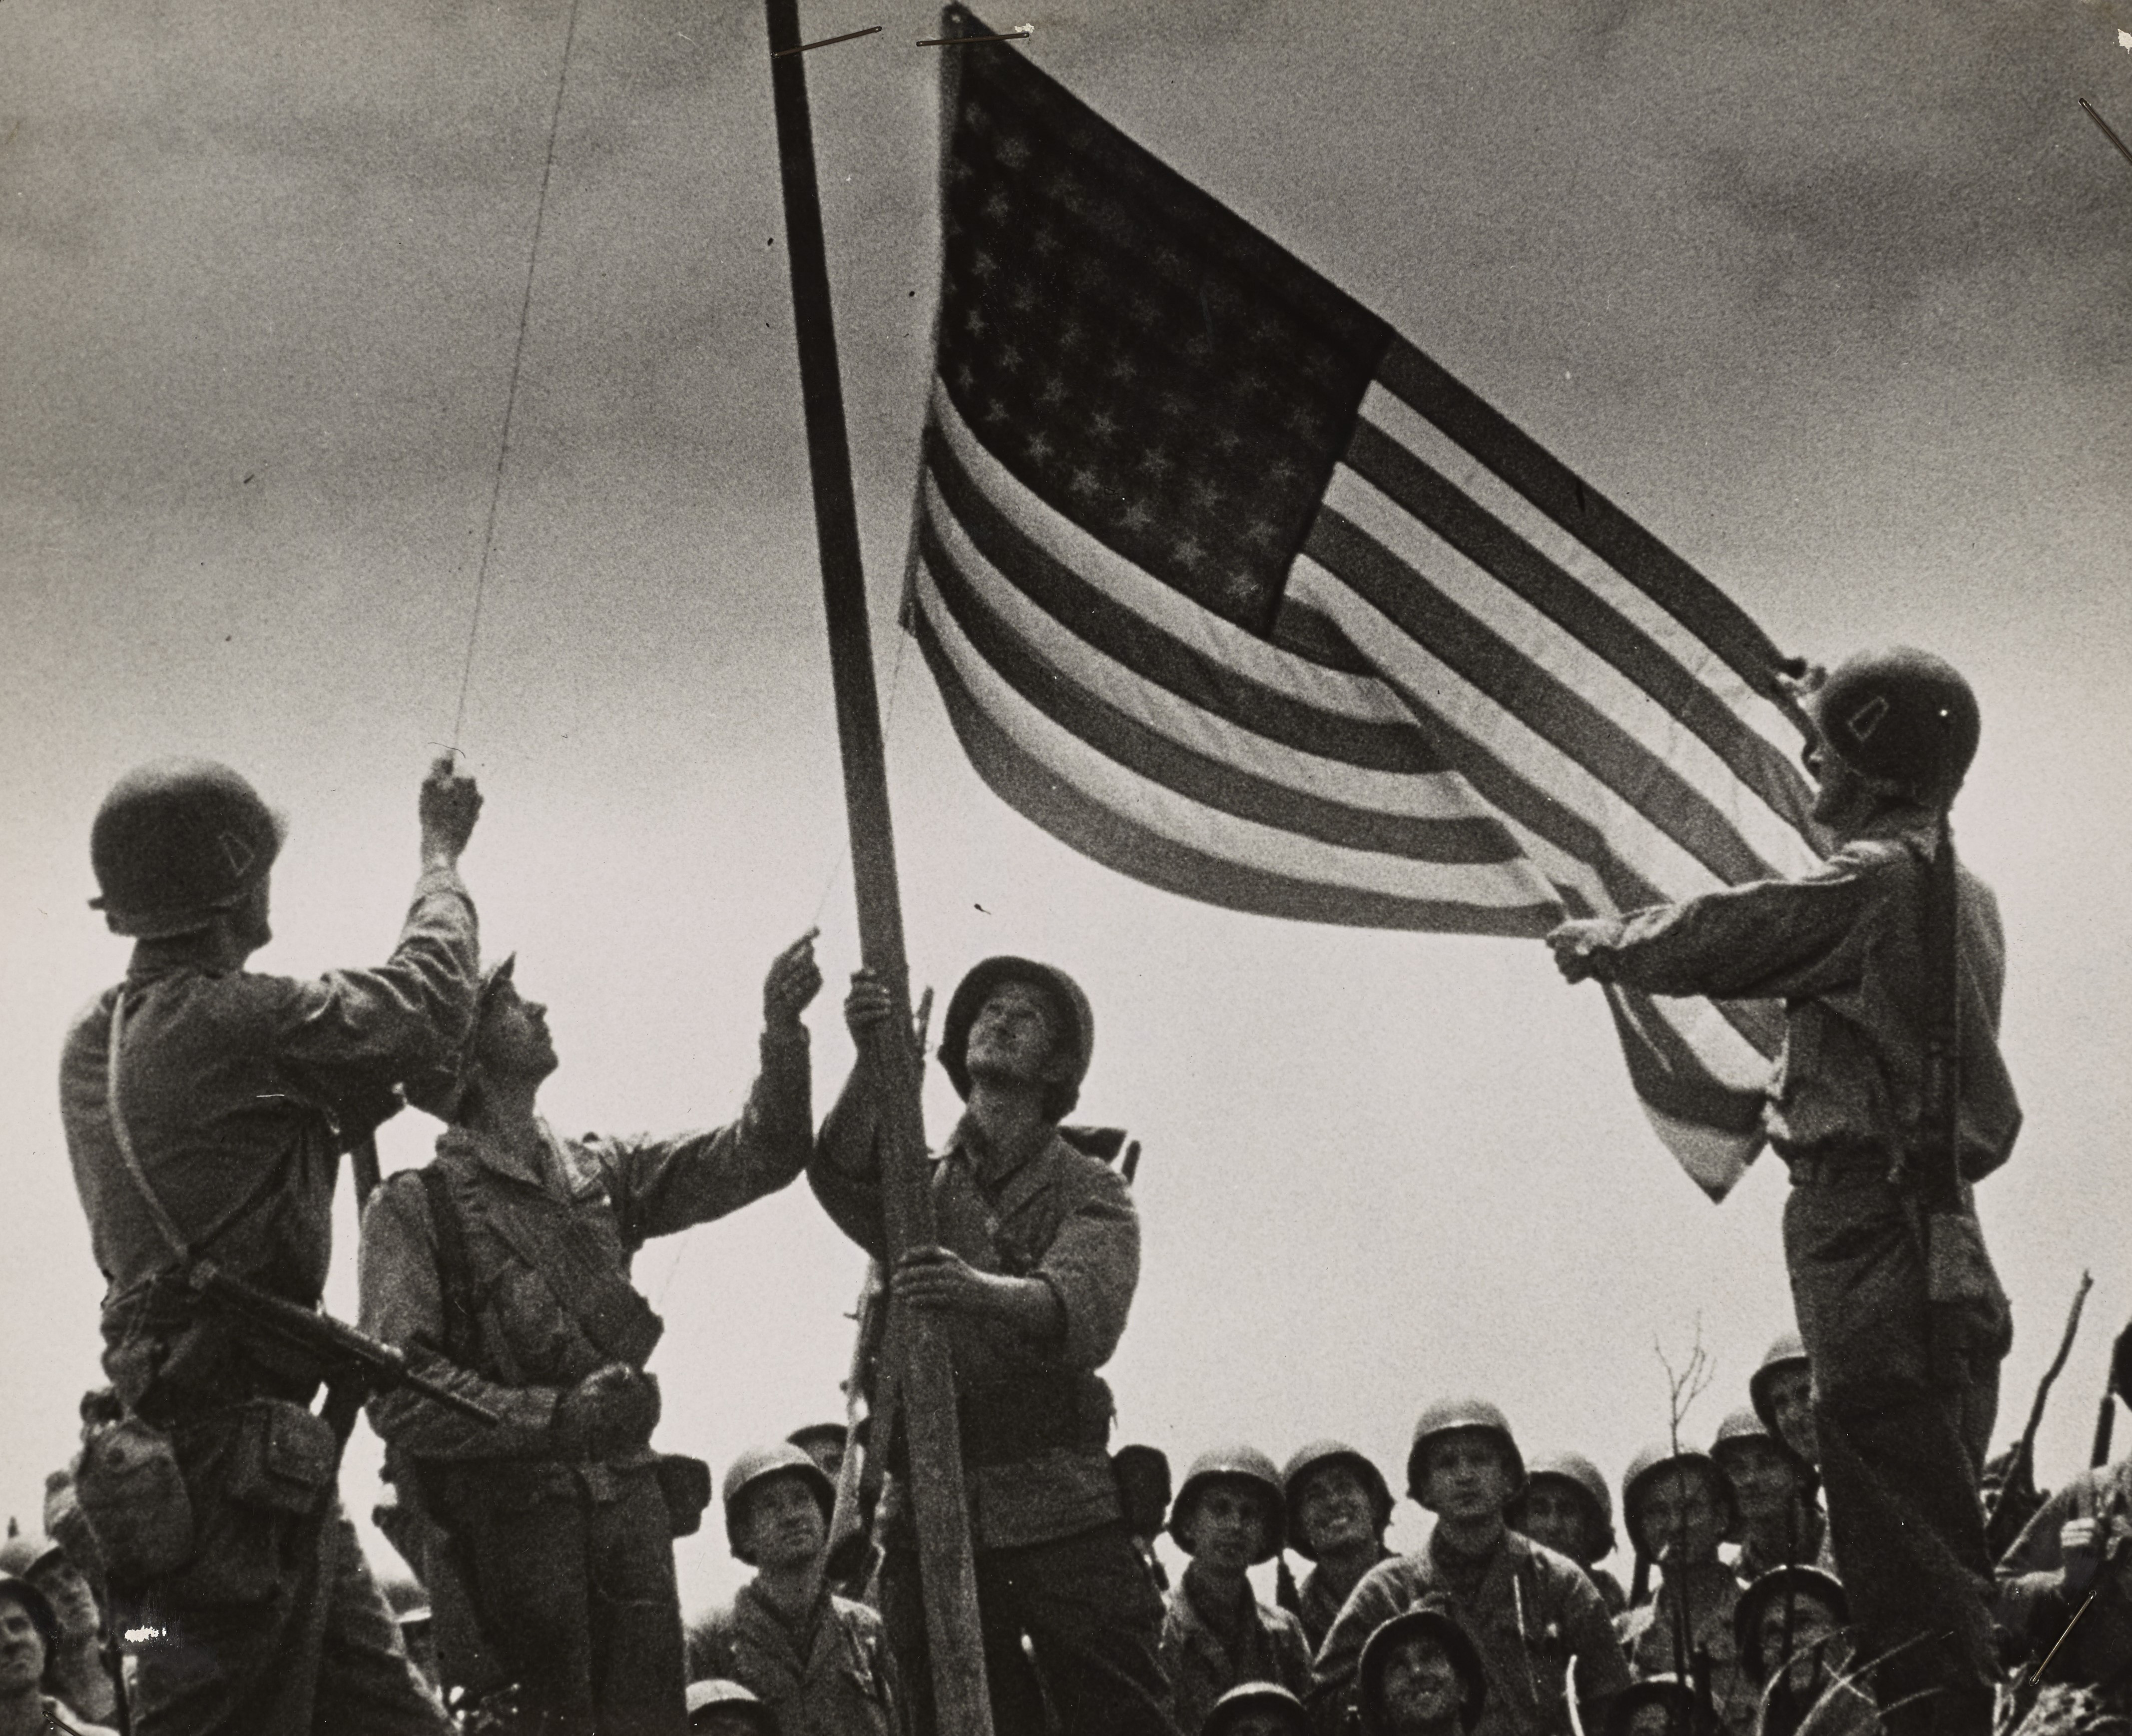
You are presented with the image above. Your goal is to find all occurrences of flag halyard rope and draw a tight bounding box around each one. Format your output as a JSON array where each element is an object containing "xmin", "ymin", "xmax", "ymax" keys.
[{"xmin": 451, "ymin": 0, "xmax": 586, "ymax": 755}]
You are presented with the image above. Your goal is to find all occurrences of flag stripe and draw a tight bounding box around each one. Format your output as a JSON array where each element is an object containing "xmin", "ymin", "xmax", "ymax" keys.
[
  {"xmin": 1377, "ymin": 336, "xmax": 1806, "ymax": 713},
  {"xmin": 1323, "ymin": 447, "xmax": 1818, "ymax": 883},
  {"xmin": 1344, "ymin": 411, "xmax": 1819, "ymax": 848},
  {"xmin": 912, "ymin": 566, "xmax": 1563, "ymax": 927},
  {"xmin": 921, "ymin": 469, "xmax": 1496, "ymax": 829},
  {"xmin": 1303, "ymin": 507, "xmax": 1772, "ymax": 888},
  {"xmin": 915, "ymin": 512, "xmax": 1526, "ymax": 864},
  {"xmin": 1361, "ymin": 384, "xmax": 1810, "ymax": 776},
  {"xmin": 929, "ymin": 388, "xmax": 1422, "ymax": 737}
]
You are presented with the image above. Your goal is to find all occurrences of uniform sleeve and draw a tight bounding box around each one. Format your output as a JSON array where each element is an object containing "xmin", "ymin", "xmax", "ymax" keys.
[
  {"xmin": 1994, "ymin": 1480, "xmax": 2081, "ymax": 1646},
  {"xmin": 1035, "ymin": 1163, "xmax": 1140, "ymax": 1371},
  {"xmin": 1309, "ymin": 1559, "xmax": 1411, "ymax": 1733},
  {"xmin": 806, "ymin": 1066, "xmax": 891, "ymax": 1259},
  {"xmin": 1576, "ymin": 848, "xmax": 1883, "ymax": 1001},
  {"xmin": 591, "ymin": 1027, "xmax": 813, "ymax": 1244},
  {"xmin": 1563, "ymin": 1563, "xmax": 1633, "ymax": 1723},
  {"xmin": 1271, "ymin": 1607, "xmax": 1316, "ymax": 1703},
  {"xmin": 358, "ymin": 1173, "xmax": 560, "ymax": 1460},
  {"xmin": 262, "ymin": 865, "xmax": 480, "ymax": 1128}
]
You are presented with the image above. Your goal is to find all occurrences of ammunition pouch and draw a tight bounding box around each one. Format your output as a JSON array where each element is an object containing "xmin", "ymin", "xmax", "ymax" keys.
[
  {"xmin": 224, "ymin": 1398, "xmax": 338, "ymax": 1518},
  {"xmin": 652, "ymin": 1453, "xmax": 713, "ymax": 1539},
  {"xmin": 957, "ymin": 1372, "xmax": 1113, "ymax": 1467},
  {"xmin": 1922, "ymin": 1207, "xmax": 2013, "ymax": 1385},
  {"xmin": 74, "ymin": 1408, "xmax": 194, "ymax": 1586}
]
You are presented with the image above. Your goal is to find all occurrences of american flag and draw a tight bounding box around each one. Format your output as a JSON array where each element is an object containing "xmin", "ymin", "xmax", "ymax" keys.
[{"xmin": 904, "ymin": 8, "xmax": 1825, "ymax": 1199}]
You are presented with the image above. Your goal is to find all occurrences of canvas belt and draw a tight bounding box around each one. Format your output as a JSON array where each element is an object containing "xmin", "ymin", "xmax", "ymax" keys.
[
  {"xmin": 1779, "ymin": 1142, "xmax": 1895, "ymax": 1189},
  {"xmin": 956, "ymin": 1372, "xmax": 1112, "ymax": 1467}
]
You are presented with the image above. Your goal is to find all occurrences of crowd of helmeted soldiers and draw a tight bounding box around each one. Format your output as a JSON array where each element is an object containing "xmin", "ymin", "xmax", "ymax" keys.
[{"xmin": 21, "ymin": 645, "xmax": 2128, "ymax": 1736}]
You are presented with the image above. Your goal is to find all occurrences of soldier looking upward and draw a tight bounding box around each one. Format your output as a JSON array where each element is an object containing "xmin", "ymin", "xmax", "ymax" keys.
[
  {"xmin": 1551, "ymin": 648, "xmax": 2017, "ymax": 1736},
  {"xmin": 813, "ymin": 955, "xmax": 1176, "ymax": 1736},
  {"xmin": 359, "ymin": 933, "xmax": 822, "ymax": 1736},
  {"xmin": 59, "ymin": 754, "xmax": 483, "ymax": 1736}
]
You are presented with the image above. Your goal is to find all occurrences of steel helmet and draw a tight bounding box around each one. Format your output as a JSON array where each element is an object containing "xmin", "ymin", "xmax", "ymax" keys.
[
  {"xmin": 1406, "ymin": 1399, "xmax": 1525, "ymax": 1504},
  {"xmin": 88, "ymin": 758, "xmax": 286, "ymax": 938},
  {"xmin": 1111, "ymin": 1444, "xmax": 1174, "ymax": 1538},
  {"xmin": 1804, "ymin": 646, "xmax": 1979, "ymax": 802},
  {"xmin": 939, "ymin": 957, "xmax": 1094, "ymax": 1122},
  {"xmin": 1202, "ymin": 1681, "xmax": 1311, "ymax": 1736},
  {"xmin": 1168, "ymin": 1446, "xmax": 1285, "ymax": 1563},
  {"xmin": 1509, "ymin": 1451, "xmax": 1617, "ymax": 1562},
  {"xmin": 401, "ymin": 955, "xmax": 518, "ymax": 1121},
  {"xmin": 1356, "ymin": 1606, "xmax": 1488, "ymax": 1734},
  {"xmin": 685, "ymin": 1678, "xmax": 777, "ymax": 1734},
  {"xmin": 0, "ymin": 1532, "xmax": 62, "ymax": 1580},
  {"xmin": 1620, "ymin": 1443, "xmax": 1739, "ymax": 1558},
  {"xmin": 1748, "ymin": 1332, "xmax": 1811, "ymax": 1440},
  {"xmin": 1600, "ymin": 1676, "xmax": 1695, "ymax": 1736},
  {"xmin": 720, "ymin": 1444, "xmax": 834, "ymax": 1564},
  {"xmin": 1280, "ymin": 1440, "xmax": 1394, "ymax": 1561},
  {"xmin": 1733, "ymin": 1564, "xmax": 1849, "ymax": 1680},
  {"xmin": 785, "ymin": 1422, "xmax": 846, "ymax": 1458}
]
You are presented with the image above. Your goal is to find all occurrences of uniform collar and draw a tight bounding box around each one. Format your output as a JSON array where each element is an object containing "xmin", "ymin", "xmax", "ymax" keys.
[
  {"xmin": 942, "ymin": 1112, "xmax": 1056, "ymax": 1198},
  {"xmin": 436, "ymin": 1118, "xmax": 576, "ymax": 1195}
]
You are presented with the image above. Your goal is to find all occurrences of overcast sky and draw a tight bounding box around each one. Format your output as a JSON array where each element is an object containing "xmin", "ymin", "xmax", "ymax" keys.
[{"xmin": 4, "ymin": 0, "xmax": 2131, "ymax": 1613}]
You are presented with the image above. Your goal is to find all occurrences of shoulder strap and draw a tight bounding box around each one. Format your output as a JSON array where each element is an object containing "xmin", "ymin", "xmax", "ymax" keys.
[
  {"xmin": 417, "ymin": 1164, "xmax": 480, "ymax": 1364},
  {"xmin": 105, "ymin": 993, "xmax": 195, "ymax": 1271}
]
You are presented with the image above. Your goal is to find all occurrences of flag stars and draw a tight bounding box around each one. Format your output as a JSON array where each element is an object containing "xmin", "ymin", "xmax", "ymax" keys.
[
  {"xmin": 1069, "ymin": 467, "xmax": 1101, "ymax": 497},
  {"xmin": 1037, "ymin": 376, "xmax": 1067, "ymax": 408},
  {"xmin": 1119, "ymin": 500, "xmax": 1154, "ymax": 531},
  {"xmin": 985, "ymin": 192, "xmax": 1013, "ymax": 224},
  {"xmin": 971, "ymin": 250, "xmax": 999, "ymax": 280},
  {"xmin": 965, "ymin": 309, "xmax": 988, "ymax": 338},
  {"xmin": 1244, "ymin": 518, "xmax": 1280, "ymax": 549},
  {"xmin": 999, "ymin": 342, "xmax": 1025, "ymax": 372},
  {"xmin": 1172, "ymin": 537, "xmax": 1208, "ymax": 572},
  {"xmin": 1025, "ymin": 432, "xmax": 1055, "ymax": 462},
  {"xmin": 1086, "ymin": 409, "xmax": 1119, "ymax": 441},
  {"xmin": 1140, "ymin": 450, "xmax": 1175, "ymax": 480}
]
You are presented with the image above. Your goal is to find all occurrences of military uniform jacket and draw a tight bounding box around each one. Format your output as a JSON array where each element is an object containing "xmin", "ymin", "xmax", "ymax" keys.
[
  {"xmin": 1995, "ymin": 1458, "xmax": 2132, "ymax": 1687},
  {"xmin": 810, "ymin": 1084, "xmax": 1138, "ymax": 1551},
  {"xmin": 358, "ymin": 1027, "xmax": 811, "ymax": 1474},
  {"xmin": 1617, "ymin": 1563, "xmax": 1752, "ymax": 1736},
  {"xmin": 58, "ymin": 865, "xmax": 478, "ymax": 1411},
  {"xmin": 1311, "ymin": 1530, "xmax": 1629, "ymax": 1736},
  {"xmin": 1296, "ymin": 1548, "xmax": 1395, "ymax": 1654},
  {"xmin": 1574, "ymin": 806, "xmax": 2020, "ymax": 1177},
  {"xmin": 1160, "ymin": 1570, "xmax": 1313, "ymax": 1736},
  {"xmin": 691, "ymin": 1581, "xmax": 895, "ymax": 1736}
]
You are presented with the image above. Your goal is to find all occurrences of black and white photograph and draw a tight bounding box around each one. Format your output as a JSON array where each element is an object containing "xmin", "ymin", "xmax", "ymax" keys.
[{"xmin": 3, "ymin": 1, "xmax": 2131, "ymax": 1733}]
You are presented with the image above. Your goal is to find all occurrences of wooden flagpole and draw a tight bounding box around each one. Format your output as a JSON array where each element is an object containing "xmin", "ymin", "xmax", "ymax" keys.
[{"xmin": 761, "ymin": 3, "xmax": 995, "ymax": 1731}]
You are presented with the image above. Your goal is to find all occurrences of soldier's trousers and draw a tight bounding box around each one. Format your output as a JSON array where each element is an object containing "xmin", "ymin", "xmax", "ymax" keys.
[
  {"xmin": 120, "ymin": 1495, "xmax": 448, "ymax": 1736},
  {"xmin": 453, "ymin": 1463, "xmax": 688, "ymax": 1736},
  {"xmin": 1784, "ymin": 1171, "xmax": 2005, "ymax": 1736},
  {"xmin": 878, "ymin": 1522, "xmax": 1181, "ymax": 1736}
]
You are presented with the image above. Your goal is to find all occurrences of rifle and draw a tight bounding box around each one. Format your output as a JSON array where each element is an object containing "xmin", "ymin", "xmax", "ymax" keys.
[
  {"xmin": 1985, "ymin": 1270, "xmax": 2093, "ymax": 1557},
  {"xmin": 188, "ymin": 1260, "xmax": 501, "ymax": 1438},
  {"xmin": 822, "ymin": 1258, "xmax": 889, "ymax": 1588}
]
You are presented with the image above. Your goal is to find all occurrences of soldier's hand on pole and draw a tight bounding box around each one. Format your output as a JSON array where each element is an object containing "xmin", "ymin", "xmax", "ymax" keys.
[
  {"xmin": 894, "ymin": 1244, "xmax": 1062, "ymax": 1340},
  {"xmin": 420, "ymin": 754, "xmax": 484, "ymax": 868},
  {"xmin": 765, "ymin": 928, "xmax": 824, "ymax": 1031},
  {"xmin": 844, "ymin": 970, "xmax": 896, "ymax": 1041},
  {"xmin": 1545, "ymin": 919, "xmax": 1614, "ymax": 984}
]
